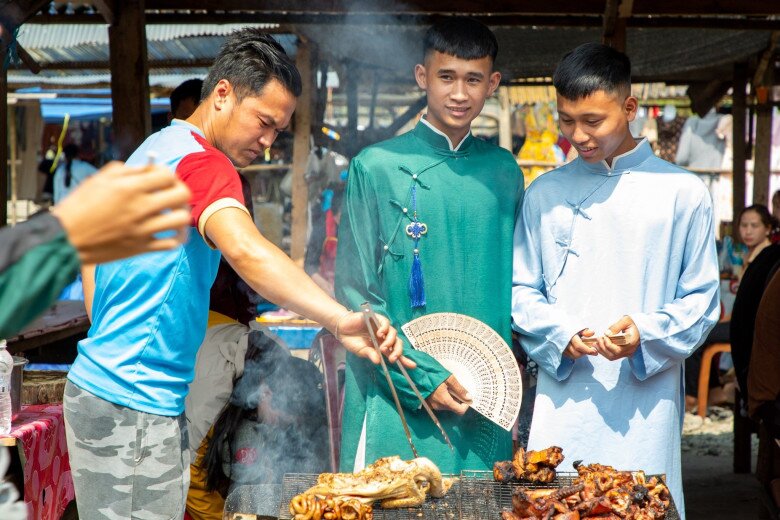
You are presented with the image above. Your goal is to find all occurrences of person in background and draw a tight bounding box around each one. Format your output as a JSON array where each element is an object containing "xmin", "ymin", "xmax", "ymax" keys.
[
  {"xmin": 171, "ymin": 78, "xmax": 204, "ymax": 121},
  {"xmin": 185, "ymin": 175, "xmax": 262, "ymax": 520},
  {"xmin": 511, "ymin": 43, "xmax": 719, "ymax": 518},
  {"xmin": 0, "ymin": 162, "xmax": 190, "ymax": 339},
  {"xmin": 66, "ymin": 28, "xmax": 409, "ymax": 520},
  {"xmin": 36, "ymin": 150, "xmax": 56, "ymax": 205},
  {"xmin": 53, "ymin": 143, "xmax": 98, "ymax": 204},
  {"xmin": 772, "ymin": 190, "xmax": 780, "ymax": 224},
  {"xmin": 202, "ymin": 332, "xmax": 329, "ymax": 517},
  {"xmin": 335, "ymin": 18, "xmax": 523, "ymax": 474},
  {"xmin": 736, "ymin": 204, "xmax": 777, "ymax": 282},
  {"xmin": 748, "ymin": 265, "xmax": 780, "ymax": 516},
  {"xmin": 305, "ymin": 183, "xmax": 344, "ymax": 297}
]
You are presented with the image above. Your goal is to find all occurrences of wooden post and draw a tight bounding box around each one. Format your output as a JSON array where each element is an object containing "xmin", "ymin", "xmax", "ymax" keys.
[
  {"xmin": 753, "ymin": 90, "xmax": 772, "ymax": 207},
  {"xmin": 497, "ymin": 87, "xmax": 513, "ymax": 152},
  {"xmin": 108, "ymin": 0, "xmax": 150, "ymax": 160},
  {"xmin": 9, "ymin": 104, "xmax": 17, "ymax": 226},
  {"xmin": 290, "ymin": 39, "xmax": 313, "ymax": 263},
  {"xmin": 602, "ymin": 0, "xmax": 630, "ymax": 52},
  {"xmin": 0, "ymin": 64, "xmax": 7, "ymax": 228},
  {"xmin": 732, "ymin": 63, "xmax": 747, "ymax": 238},
  {"xmin": 346, "ymin": 62, "xmax": 359, "ymax": 155}
]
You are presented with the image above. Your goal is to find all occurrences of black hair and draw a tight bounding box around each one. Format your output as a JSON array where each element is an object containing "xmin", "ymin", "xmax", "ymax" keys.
[
  {"xmin": 553, "ymin": 42, "xmax": 631, "ymax": 100},
  {"xmin": 423, "ymin": 17, "xmax": 498, "ymax": 63},
  {"xmin": 63, "ymin": 143, "xmax": 79, "ymax": 188},
  {"xmin": 202, "ymin": 28, "xmax": 301, "ymax": 103},
  {"xmin": 169, "ymin": 78, "xmax": 203, "ymax": 116},
  {"xmin": 739, "ymin": 204, "xmax": 779, "ymax": 232},
  {"xmin": 203, "ymin": 331, "xmax": 328, "ymax": 491}
]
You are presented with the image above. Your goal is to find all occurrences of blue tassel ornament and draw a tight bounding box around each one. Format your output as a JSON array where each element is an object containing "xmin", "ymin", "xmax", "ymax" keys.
[
  {"xmin": 409, "ymin": 248, "xmax": 426, "ymax": 308},
  {"xmin": 406, "ymin": 185, "xmax": 428, "ymax": 309}
]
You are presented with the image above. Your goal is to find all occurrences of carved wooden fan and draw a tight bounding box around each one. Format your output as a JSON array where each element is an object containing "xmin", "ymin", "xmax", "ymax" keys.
[{"xmin": 401, "ymin": 313, "xmax": 522, "ymax": 431}]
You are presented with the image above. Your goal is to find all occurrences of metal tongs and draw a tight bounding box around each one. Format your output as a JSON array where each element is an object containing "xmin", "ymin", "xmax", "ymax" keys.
[{"xmin": 360, "ymin": 302, "xmax": 454, "ymax": 455}]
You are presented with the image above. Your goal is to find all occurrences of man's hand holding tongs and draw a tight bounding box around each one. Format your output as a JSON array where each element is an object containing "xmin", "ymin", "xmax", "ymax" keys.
[{"xmin": 334, "ymin": 310, "xmax": 417, "ymax": 369}]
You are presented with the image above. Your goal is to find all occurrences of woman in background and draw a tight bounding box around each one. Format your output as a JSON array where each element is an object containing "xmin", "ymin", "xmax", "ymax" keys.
[
  {"xmin": 53, "ymin": 144, "xmax": 98, "ymax": 204},
  {"xmin": 737, "ymin": 204, "xmax": 778, "ymax": 282}
]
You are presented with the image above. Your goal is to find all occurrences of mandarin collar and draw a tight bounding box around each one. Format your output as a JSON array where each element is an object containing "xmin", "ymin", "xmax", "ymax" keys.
[
  {"xmin": 578, "ymin": 138, "xmax": 653, "ymax": 176},
  {"xmin": 413, "ymin": 117, "xmax": 473, "ymax": 156}
]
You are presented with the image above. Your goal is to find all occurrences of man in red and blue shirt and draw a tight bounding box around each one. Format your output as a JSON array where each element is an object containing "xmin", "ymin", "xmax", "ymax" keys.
[{"xmin": 64, "ymin": 29, "xmax": 411, "ymax": 520}]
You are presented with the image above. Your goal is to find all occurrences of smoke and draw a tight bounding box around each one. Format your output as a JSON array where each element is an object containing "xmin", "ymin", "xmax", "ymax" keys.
[
  {"xmin": 297, "ymin": 0, "xmax": 426, "ymax": 83},
  {"xmin": 208, "ymin": 331, "xmax": 329, "ymax": 514}
]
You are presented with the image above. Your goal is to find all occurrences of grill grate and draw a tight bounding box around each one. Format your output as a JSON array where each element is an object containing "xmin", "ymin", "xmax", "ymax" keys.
[
  {"xmin": 276, "ymin": 471, "xmax": 680, "ymax": 519},
  {"xmin": 459, "ymin": 470, "xmax": 680, "ymax": 520}
]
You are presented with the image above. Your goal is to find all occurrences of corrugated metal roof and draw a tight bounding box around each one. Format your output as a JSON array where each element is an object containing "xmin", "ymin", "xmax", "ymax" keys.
[
  {"xmin": 8, "ymin": 69, "xmax": 213, "ymax": 88},
  {"xmin": 16, "ymin": 23, "xmax": 280, "ymax": 48}
]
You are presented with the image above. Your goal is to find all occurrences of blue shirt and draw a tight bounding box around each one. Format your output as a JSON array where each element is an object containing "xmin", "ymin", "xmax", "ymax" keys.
[{"xmin": 68, "ymin": 120, "xmax": 245, "ymax": 415}]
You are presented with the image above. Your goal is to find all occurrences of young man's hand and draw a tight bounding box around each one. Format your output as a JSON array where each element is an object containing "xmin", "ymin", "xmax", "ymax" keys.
[
  {"xmin": 593, "ymin": 316, "xmax": 641, "ymax": 361},
  {"xmin": 334, "ymin": 312, "xmax": 416, "ymax": 369},
  {"xmin": 564, "ymin": 328, "xmax": 598, "ymax": 359},
  {"xmin": 426, "ymin": 375, "xmax": 472, "ymax": 415}
]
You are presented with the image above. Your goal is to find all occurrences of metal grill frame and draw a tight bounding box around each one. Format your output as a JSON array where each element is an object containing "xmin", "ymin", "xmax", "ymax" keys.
[{"xmin": 277, "ymin": 471, "xmax": 680, "ymax": 519}]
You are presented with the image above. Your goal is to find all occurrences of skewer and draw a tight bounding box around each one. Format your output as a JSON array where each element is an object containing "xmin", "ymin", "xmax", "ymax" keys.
[
  {"xmin": 361, "ymin": 302, "xmax": 454, "ymax": 452},
  {"xmin": 360, "ymin": 305, "xmax": 419, "ymax": 458}
]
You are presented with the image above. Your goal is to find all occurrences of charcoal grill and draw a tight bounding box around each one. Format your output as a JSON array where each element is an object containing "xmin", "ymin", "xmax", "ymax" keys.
[{"xmin": 274, "ymin": 471, "xmax": 680, "ymax": 519}]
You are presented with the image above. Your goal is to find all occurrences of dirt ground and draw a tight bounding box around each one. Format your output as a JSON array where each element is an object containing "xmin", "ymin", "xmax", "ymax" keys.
[{"xmin": 682, "ymin": 406, "xmax": 762, "ymax": 519}]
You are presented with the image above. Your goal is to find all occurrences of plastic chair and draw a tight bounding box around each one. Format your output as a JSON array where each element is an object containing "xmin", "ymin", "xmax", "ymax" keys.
[{"xmin": 697, "ymin": 342, "xmax": 731, "ymax": 418}]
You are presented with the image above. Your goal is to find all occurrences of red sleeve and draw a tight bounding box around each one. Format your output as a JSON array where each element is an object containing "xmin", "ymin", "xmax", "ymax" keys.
[{"xmin": 175, "ymin": 148, "xmax": 245, "ymax": 227}]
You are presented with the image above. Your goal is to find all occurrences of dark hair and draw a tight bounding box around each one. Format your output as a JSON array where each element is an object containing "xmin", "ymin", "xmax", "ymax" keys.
[
  {"xmin": 553, "ymin": 42, "xmax": 631, "ymax": 100},
  {"xmin": 202, "ymin": 28, "xmax": 301, "ymax": 103},
  {"xmin": 423, "ymin": 17, "xmax": 498, "ymax": 63},
  {"xmin": 63, "ymin": 143, "xmax": 79, "ymax": 188},
  {"xmin": 203, "ymin": 331, "xmax": 327, "ymax": 491},
  {"xmin": 739, "ymin": 204, "xmax": 779, "ymax": 231},
  {"xmin": 169, "ymin": 78, "xmax": 203, "ymax": 116}
]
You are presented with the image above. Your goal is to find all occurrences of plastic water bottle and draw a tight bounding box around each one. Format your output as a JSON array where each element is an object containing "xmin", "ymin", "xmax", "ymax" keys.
[{"xmin": 0, "ymin": 340, "xmax": 13, "ymax": 435}]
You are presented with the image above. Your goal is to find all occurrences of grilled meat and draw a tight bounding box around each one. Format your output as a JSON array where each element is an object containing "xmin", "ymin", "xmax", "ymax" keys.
[
  {"xmin": 294, "ymin": 456, "xmax": 456, "ymax": 510},
  {"xmin": 503, "ymin": 458, "xmax": 671, "ymax": 519},
  {"xmin": 494, "ymin": 446, "xmax": 565, "ymax": 484}
]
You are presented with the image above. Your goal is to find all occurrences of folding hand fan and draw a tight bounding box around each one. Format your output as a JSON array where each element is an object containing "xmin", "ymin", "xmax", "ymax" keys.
[{"xmin": 401, "ymin": 313, "xmax": 522, "ymax": 431}]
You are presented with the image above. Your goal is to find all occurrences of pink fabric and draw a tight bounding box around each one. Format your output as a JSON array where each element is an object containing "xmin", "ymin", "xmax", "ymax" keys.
[{"xmin": 1, "ymin": 404, "xmax": 75, "ymax": 520}]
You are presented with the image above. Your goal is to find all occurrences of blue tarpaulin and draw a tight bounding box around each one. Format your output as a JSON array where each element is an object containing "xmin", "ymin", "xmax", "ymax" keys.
[{"xmin": 17, "ymin": 87, "xmax": 170, "ymax": 122}]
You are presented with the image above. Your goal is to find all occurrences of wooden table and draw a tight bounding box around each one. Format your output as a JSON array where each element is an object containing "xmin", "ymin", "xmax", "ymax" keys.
[{"xmin": 7, "ymin": 301, "xmax": 89, "ymax": 355}]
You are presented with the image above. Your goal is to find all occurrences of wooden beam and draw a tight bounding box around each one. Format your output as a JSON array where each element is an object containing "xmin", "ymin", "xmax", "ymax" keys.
[
  {"xmin": 14, "ymin": 42, "xmax": 40, "ymax": 74},
  {"xmin": 145, "ymin": 0, "xmax": 780, "ymax": 16},
  {"xmin": 0, "ymin": 0, "xmax": 50, "ymax": 27},
  {"xmin": 753, "ymin": 31, "xmax": 780, "ymax": 88},
  {"xmin": 732, "ymin": 62, "xmax": 748, "ymax": 239},
  {"xmin": 751, "ymin": 32, "xmax": 778, "ymax": 208},
  {"xmin": 753, "ymin": 93, "xmax": 773, "ymax": 207},
  {"xmin": 26, "ymin": 12, "xmax": 780, "ymax": 30},
  {"xmin": 382, "ymin": 95, "xmax": 427, "ymax": 137},
  {"xmin": 602, "ymin": 0, "xmax": 631, "ymax": 52},
  {"xmin": 290, "ymin": 38, "xmax": 313, "ymax": 262},
  {"xmin": 92, "ymin": 0, "xmax": 116, "ymax": 25},
  {"xmin": 687, "ymin": 80, "xmax": 731, "ymax": 118},
  {"xmin": 108, "ymin": 0, "xmax": 151, "ymax": 160}
]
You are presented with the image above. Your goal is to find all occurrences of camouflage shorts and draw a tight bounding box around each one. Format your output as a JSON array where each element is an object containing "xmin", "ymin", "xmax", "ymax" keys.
[{"xmin": 63, "ymin": 380, "xmax": 190, "ymax": 520}]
